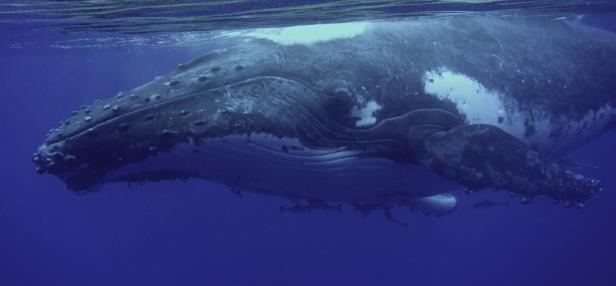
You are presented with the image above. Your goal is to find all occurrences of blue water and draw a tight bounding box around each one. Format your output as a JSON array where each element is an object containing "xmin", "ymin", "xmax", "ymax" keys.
[{"xmin": 2, "ymin": 1, "xmax": 616, "ymax": 285}]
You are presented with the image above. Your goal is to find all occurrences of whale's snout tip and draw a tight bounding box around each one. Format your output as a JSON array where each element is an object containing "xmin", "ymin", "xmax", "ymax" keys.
[
  {"xmin": 32, "ymin": 141, "xmax": 98, "ymax": 191},
  {"xmin": 33, "ymin": 142, "xmax": 67, "ymax": 175}
]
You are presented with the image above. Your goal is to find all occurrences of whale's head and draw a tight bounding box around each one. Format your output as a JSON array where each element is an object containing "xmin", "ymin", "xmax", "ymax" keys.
[{"xmin": 32, "ymin": 45, "xmax": 331, "ymax": 191}]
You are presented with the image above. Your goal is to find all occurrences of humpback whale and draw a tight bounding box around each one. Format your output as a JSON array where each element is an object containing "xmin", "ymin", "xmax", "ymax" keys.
[{"xmin": 33, "ymin": 15, "xmax": 616, "ymax": 215}]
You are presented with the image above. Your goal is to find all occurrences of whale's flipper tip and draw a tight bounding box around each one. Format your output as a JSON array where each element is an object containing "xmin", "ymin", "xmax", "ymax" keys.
[{"xmin": 420, "ymin": 124, "xmax": 602, "ymax": 206}]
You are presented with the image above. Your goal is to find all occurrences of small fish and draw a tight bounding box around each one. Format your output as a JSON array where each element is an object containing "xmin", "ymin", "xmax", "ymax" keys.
[
  {"xmin": 279, "ymin": 204, "xmax": 315, "ymax": 214},
  {"xmin": 279, "ymin": 199, "xmax": 342, "ymax": 214},
  {"xmin": 306, "ymin": 199, "xmax": 343, "ymax": 213},
  {"xmin": 382, "ymin": 206, "xmax": 408, "ymax": 228},
  {"xmin": 473, "ymin": 200, "xmax": 509, "ymax": 209},
  {"xmin": 352, "ymin": 203, "xmax": 382, "ymax": 217}
]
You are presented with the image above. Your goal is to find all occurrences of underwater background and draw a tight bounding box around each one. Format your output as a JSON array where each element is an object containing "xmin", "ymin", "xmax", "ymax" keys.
[{"xmin": 1, "ymin": 1, "xmax": 616, "ymax": 285}]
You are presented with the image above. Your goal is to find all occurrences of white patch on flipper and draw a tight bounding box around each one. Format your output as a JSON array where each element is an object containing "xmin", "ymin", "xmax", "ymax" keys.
[
  {"xmin": 351, "ymin": 100, "xmax": 382, "ymax": 127},
  {"xmin": 222, "ymin": 22, "xmax": 368, "ymax": 45}
]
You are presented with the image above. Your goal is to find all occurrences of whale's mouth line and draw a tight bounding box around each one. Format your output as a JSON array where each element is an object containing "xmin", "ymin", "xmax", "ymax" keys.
[{"xmin": 44, "ymin": 75, "xmax": 314, "ymax": 145}]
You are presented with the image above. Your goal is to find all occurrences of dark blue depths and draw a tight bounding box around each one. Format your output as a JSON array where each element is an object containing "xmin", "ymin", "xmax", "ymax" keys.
[{"xmin": 1, "ymin": 27, "xmax": 616, "ymax": 286}]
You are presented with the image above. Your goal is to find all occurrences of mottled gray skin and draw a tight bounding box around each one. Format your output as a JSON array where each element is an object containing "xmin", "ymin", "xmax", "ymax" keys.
[{"xmin": 34, "ymin": 15, "xmax": 616, "ymax": 207}]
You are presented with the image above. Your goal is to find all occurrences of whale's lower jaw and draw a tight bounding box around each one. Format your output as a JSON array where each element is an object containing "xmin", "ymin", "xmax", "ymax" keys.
[{"xmin": 101, "ymin": 133, "xmax": 458, "ymax": 205}]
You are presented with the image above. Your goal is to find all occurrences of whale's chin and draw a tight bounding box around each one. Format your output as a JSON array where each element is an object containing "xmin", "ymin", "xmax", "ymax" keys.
[{"xmin": 96, "ymin": 133, "xmax": 458, "ymax": 203}]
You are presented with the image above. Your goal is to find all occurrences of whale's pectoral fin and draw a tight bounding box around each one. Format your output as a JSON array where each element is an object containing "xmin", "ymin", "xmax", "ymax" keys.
[{"xmin": 418, "ymin": 124, "xmax": 602, "ymax": 206}]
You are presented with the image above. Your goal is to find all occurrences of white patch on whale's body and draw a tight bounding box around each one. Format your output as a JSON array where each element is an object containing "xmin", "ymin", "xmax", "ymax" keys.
[
  {"xmin": 423, "ymin": 68, "xmax": 526, "ymax": 137},
  {"xmin": 423, "ymin": 68, "xmax": 616, "ymax": 155},
  {"xmin": 351, "ymin": 100, "xmax": 382, "ymax": 127},
  {"xmin": 223, "ymin": 22, "xmax": 369, "ymax": 45},
  {"xmin": 105, "ymin": 133, "xmax": 457, "ymax": 203}
]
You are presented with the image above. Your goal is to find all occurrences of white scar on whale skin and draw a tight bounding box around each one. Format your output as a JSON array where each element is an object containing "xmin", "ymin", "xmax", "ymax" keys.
[
  {"xmin": 222, "ymin": 22, "xmax": 369, "ymax": 45},
  {"xmin": 351, "ymin": 100, "xmax": 382, "ymax": 127}
]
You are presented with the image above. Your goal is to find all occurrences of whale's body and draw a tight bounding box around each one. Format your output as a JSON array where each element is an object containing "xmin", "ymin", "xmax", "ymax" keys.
[{"xmin": 34, "ymin": 15, "xmax": 615, "ymax": 215}]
